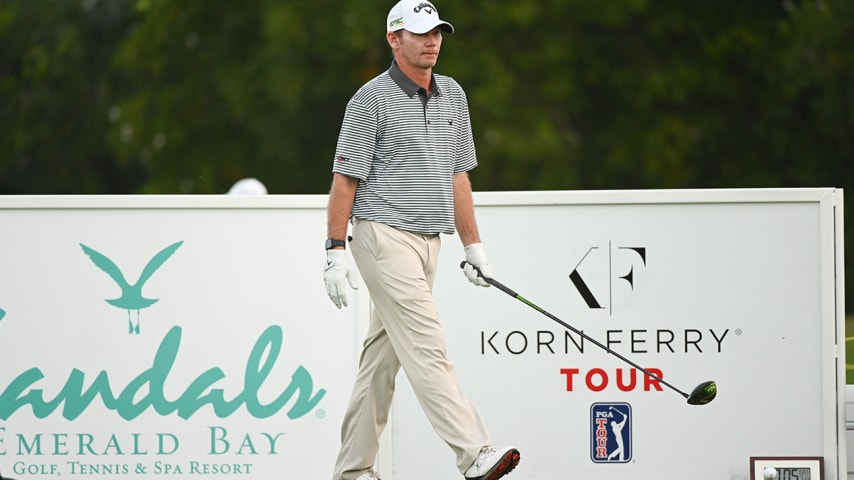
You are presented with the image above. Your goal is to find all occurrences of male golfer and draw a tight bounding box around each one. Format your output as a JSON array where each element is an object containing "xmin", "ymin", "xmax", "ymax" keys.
[{"xmin": 322, "ymin": 1, "xmax": 520, "ymax": 479}]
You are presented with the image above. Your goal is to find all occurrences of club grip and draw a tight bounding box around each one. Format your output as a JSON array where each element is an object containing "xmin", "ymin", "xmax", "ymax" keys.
[{"xmin": 459, "ymin": 261, "xmax": 518, "ymax": 297}]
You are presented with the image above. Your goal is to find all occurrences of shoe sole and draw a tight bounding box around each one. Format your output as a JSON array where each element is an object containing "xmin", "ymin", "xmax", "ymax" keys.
[{"xmin": 468, "ymin": 448, "xmax": 520, "ymax": 480}]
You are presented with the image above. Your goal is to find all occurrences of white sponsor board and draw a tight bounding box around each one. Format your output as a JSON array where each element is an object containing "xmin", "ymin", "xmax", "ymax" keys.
[
  {"xmin": 0, "ymin": 189, "xmax": 845, "ymax": 480},
  {"xmin": 390, "ymin": 189, "xmax": 846, "ymax": 480},
  {"xmin": 0, "ymin": 195, "xmax": 360, "ymax": 479}
]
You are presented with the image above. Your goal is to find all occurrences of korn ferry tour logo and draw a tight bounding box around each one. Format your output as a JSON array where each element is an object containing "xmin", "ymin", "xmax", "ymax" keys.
[
  {"xmin": 80, "ymin": 241, "xmax": 182, "ymax": 334},
  {"xmin": 570, "ymin": 243, "xmax": 646, "ymax": 315},
  {"xmin": 590, "ymin": 402, "xmax": 632, "ymax": 463}
]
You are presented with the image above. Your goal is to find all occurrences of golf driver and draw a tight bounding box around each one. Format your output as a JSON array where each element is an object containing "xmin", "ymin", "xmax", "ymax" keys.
[{"xmin": 461, "ymin": 261, "xmax": 717, "ymax": 405}]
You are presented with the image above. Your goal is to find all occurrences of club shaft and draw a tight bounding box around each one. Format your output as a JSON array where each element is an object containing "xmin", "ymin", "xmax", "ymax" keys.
[{"xmin": 483, "ymin": 273, "xmax": 690, "ymax": 400}]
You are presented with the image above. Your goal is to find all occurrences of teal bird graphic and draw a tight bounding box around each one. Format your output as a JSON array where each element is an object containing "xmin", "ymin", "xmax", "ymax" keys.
[
  {"xmin": 0, "ymin": 308, "xmax": 5, "ymax": 321},
  {"xmin": 80, "ymin": 241, "xmax": 183, "ymax": 334}
]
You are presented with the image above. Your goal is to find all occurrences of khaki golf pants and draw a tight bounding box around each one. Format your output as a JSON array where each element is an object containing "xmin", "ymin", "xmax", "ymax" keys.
[{"xmin": 332, "ymin": 219, "xmax": 491, "ymax": 480}]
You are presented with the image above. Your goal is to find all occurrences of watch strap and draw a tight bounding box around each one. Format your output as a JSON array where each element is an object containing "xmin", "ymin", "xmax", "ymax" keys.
[{"xmin": 325, "ymin": 238, "xmax": 347, "ymax": 250}]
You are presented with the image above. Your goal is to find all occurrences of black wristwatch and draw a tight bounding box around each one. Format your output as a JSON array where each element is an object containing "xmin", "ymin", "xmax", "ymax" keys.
[{"xmin": 325, "ymin": 238, "xmax": 346, "ymax": 250}]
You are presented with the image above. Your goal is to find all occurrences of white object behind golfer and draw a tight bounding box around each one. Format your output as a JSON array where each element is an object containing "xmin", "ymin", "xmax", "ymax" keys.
[
  {"xmin": 227, "ymin": 177, "xmax": 268, "ymax": 195},
  {"xmin": 763, "ymin": 467, "xmax": 778, "ymax": 479}
]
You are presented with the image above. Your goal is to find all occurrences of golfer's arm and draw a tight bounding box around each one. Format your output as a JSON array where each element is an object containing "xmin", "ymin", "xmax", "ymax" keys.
[
  {"xmin": 453, "ymin": 172, "xmax": 481, "ymax": 247},
  {"xmin": 327, "ymin": 173, "xmax": 359, "ymax": 244}
]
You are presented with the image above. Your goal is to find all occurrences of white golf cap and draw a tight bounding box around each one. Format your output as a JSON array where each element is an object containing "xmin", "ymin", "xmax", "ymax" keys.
[{"xmin": 387, "ymin": 0, "xmax": 454, "ymax": 34}]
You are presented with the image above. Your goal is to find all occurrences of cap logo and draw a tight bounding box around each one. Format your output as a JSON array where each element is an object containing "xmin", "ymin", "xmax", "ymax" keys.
[
  {"xmin": 413, "ymin": 2, "xmax": 436, "ymax": 14},
  {"xmin": 389, "ymin": 17, "xmax": 405, "ymax": 28}
]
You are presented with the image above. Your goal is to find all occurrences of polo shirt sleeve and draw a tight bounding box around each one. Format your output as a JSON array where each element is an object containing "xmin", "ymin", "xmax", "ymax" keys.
[
  {"xmin": 332, "ymin": 97, "xmax": 376, "ymax": 180},
  {"xmin": 452, "ymin": 83, "xmax": 478, "ymax": 175}
]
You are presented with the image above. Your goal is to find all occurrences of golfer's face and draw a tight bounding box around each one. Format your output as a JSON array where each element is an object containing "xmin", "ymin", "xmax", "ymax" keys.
[{"xmin": 397, "ymin": 28, "xmax": 442, "ymax": 70}]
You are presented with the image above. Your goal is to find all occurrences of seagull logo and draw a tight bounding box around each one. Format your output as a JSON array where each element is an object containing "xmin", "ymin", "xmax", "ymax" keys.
[{"xmin": 80, "ymin": 241, "xmax": 183, "ymax": 334}]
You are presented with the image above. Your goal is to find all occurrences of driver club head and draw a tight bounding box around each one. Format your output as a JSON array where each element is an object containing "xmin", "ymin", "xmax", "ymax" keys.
[{"xmin": 686, "ymin": 380, "xmax": 717, "ymax": 405}]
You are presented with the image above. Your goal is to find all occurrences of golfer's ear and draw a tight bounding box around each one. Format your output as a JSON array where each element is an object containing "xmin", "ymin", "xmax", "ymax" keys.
[{"xmin": 387, "ymin": 31, "xmax": 399, "ymax": 49}]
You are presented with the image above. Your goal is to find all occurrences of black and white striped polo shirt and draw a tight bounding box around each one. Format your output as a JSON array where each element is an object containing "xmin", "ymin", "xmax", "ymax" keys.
[{"xmin": 332, "ymin": 61, "xmax": 478, "ymax": 236}]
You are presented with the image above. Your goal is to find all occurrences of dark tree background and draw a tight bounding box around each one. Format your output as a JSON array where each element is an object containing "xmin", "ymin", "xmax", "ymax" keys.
[{"xmin": 1, "ymin": 0, "xmax": 851, "ymax": 308}]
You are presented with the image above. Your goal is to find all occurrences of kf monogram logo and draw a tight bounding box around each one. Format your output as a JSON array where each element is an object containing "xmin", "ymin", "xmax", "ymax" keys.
[{"xmin": 569, "ymin": 242, "xmax": 647, "ymax": 315}]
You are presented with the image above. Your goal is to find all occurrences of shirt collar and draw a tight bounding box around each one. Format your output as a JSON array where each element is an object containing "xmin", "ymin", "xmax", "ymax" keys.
[{"xmin": 388, "ymin": 60, "xmax": 441, "ymax": 98}]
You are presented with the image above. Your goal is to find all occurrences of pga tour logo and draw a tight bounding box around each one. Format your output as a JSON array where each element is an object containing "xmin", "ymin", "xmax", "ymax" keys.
[{"xmin": 590, "ymin": 402, "xmax": 632, "ymax": 463}]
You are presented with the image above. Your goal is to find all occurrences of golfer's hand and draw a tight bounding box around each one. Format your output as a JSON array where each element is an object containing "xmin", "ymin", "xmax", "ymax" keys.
[
  {"xmin": 462, "ymin": 243, "xmax": 492, "ymax": 287},
  {"xmin": 324, "ymin": 250, "xmax": 359, "ymax": 308}
]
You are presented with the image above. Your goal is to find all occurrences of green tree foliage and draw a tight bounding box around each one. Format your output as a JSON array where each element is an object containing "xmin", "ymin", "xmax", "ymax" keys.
[
  {"xmin": 0, "ymin": 0, "xmax": 138, "ymax": 193},
  {"xmin": 105, "ymin": 0, "xmax": 386, "ymax": 193},
  {"xmin": 1, "ymin": 0, "xmax": 852, "ymax": 306}
]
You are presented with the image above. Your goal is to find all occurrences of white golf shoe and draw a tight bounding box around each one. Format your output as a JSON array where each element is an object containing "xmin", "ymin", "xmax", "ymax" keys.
[
  {"xmin": 354, "ymin": 468, "xmax": 381, "ymax": 480},
  {"xmin": 464, "ymin": 445, "xmax": 520, "ymax": 480}
]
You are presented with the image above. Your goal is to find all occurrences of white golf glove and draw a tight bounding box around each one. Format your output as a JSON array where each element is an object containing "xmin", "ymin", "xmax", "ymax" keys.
[
  {"xmin": 323, "ymin": 250, "xmax": 359, "ymax": 308},
  {"xmin": 462, "ymin": 243, "xmax": 492, "ymax": 288}
]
